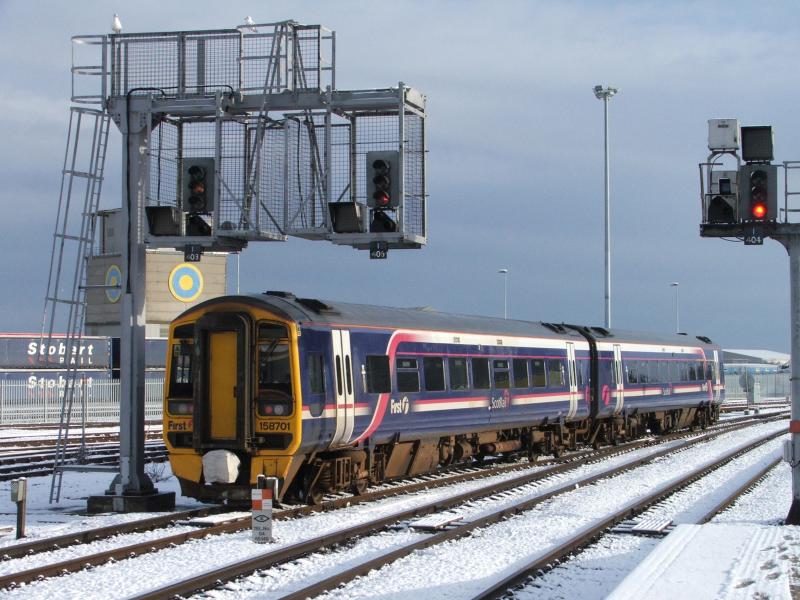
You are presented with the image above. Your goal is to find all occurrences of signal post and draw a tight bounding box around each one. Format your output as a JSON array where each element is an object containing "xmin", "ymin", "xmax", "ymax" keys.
[{"xmin": 699, "ymin": 119, "xmax": 800, "ymax": 524}]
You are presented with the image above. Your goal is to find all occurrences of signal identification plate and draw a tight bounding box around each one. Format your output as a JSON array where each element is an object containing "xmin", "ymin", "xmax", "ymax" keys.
[{"xmin": 743, "ymin": 225, "xmax": 764, "ymax": 246}]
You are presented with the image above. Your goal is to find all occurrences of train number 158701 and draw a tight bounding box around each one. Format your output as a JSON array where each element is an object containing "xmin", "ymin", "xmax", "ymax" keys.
[{"xmin": 258, "ymin": 421, "xmax": 291, "ymax": 432}]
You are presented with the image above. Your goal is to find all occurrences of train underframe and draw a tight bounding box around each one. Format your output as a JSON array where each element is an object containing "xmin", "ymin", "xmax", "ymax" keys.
[
  {"xmin": 284, "ymin": 402, "xmax": 720, "ymax": 504},
  {"xmin": 174, "ymin": 403, "xmax": 719, "ymax": 506}
]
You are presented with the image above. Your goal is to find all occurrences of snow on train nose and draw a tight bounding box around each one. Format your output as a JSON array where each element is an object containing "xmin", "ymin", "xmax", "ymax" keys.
[{"xmin": 202, "ymin": 449, "xmax": 241, "ymax": 484}]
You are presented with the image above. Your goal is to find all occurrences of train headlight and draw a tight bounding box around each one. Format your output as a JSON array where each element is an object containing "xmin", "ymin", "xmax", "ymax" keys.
[
  {"xmin": 168, "ymin": 400, "xmax": 194, "ymax": 415},
  {"xmin": 257, "ymin": 390, "xmax": 293, "ymax": 417}
]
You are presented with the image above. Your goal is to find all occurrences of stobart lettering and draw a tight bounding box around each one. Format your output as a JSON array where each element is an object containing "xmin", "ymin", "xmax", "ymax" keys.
[
  {"xmin": 27, "ymin": 375, "xmax": 93, "ymax": 390},
  {"xmin": 27, "ymin": 341, "xmax": 96, "ymax": 365}
]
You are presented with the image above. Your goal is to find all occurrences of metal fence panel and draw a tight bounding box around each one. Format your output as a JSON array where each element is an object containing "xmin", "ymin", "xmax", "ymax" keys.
[{"xmin": 0, "ymin": 377, "xmax": 164, "ymax": 425}]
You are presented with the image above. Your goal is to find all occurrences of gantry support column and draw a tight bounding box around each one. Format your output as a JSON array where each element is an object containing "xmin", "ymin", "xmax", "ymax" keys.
[{"xmin": 88, "ymin": 96, "xmax": 175, "ymax": 512}]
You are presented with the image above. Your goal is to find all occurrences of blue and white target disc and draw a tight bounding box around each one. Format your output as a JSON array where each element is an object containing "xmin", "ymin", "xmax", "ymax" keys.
[{"xmin": 168, "ymin": 263, "xmax": 204, "ymax": 303}]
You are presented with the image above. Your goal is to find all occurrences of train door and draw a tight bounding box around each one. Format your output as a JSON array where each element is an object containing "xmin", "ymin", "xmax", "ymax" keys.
[
  {"xmin": 330, "ymin": 330, "xmax": 355, "ymax": 447},
  {"xmin": 613, "ymin": 344, "xmax": 625, "ymax": 414},
  {"xmin": 196, "ymin": 313, "xmax": 250, "ymax": 447},
  {"xmin": 712, "ymin": 350, "xmax": 721, "ymax": 403},
  {"xmin": 566, "ymin": 343, "xmax": 579, "ymax": 419},
  {"xmin": 209, "ymin": 332, "xmax": 237, "ymax": 440}
]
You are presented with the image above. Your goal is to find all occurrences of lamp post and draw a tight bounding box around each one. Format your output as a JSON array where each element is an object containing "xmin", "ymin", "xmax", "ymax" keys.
[
  {"xmin": 594, "ymin": 85, "xmax": 618, "ymax": 328},
  {"xmin": 670, "ymin": 282, "xmax": 680, "ymax": 333},
  {"xmin": 498, "ymin": 268, "xmax": 509, "ymax": 319}
]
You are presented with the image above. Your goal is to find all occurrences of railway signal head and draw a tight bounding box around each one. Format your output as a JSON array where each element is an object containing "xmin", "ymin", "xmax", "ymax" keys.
[
  {"xmin": 749, "ymin": 169, "xmax": 768, "ymax": 220},
  {"xmin": 182, "ymin": 158, "xmax": 215, "ymax": 215},
  {"xmin": 366, "ymin": 151, "xmax": 400, "ymax": 209},
  {"xmin": 738, "ymin": 164, "xmax": 777, "ymax": 223}
]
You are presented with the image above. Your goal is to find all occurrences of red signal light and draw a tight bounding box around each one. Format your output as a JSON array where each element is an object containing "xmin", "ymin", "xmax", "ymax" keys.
[
  {"xmin": 373, "ymin": 190, "xmax": 390, "ymax": 208},
  {"xmin": 752, "ymin": 203, "xmax": 767, "ymax": 219}
]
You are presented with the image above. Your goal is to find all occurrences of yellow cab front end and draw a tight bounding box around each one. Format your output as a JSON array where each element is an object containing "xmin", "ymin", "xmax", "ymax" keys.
[{"xmin": 163, "ymin": 298, "xmax": 304, "ymax": 504}]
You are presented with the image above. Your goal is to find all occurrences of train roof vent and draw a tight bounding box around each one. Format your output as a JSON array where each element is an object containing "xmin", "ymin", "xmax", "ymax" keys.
[
  {"xmin": 542, "ymin": 322, "xmax": 567, "ymax": 334},
  {"xmin": 264, "ymin": 291, "xmax": 296, "ymax": 299},
  {"xmin": 297, "ymin": 297, "xmax": 338, "ymax": 314},
  {"xmin": 590, "ymin": 327, "xmax": 611, "ymax": 337},
  {"xmin": 696, "ymin": 335, "xmax": 713, "ymax": 344}
]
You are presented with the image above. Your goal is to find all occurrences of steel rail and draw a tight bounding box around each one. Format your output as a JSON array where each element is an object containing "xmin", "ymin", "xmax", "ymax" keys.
[
  {"xmin": 0, "ymin": 506, "xmax": 227, "ymax": 561},
  {"xmin": 696, "ymin": 454, "xmax": 783, "ymax": 524}
]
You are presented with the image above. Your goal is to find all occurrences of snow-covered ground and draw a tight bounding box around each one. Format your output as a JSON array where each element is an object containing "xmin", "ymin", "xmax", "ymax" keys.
[{"xmin": 0, "ymin": 418, "xmax": 794, "ymax": 599}]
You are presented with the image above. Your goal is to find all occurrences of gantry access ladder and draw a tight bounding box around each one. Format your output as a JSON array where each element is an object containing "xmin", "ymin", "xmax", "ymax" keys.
[{"xmin": 41, "ymin": 106, "xmax": 111, "ymax": 502}]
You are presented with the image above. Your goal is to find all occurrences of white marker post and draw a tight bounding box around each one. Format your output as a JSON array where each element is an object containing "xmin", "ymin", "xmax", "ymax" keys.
[
  {"xmin": 10, "ymin": 478, "xmax": 27, "ymax": 539},
  {"xmin": 251, "ymin": 475, "xmax": 279, "ymax": 543}
]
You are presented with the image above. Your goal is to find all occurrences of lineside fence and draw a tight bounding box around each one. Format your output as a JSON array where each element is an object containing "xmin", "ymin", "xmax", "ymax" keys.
[
  {"xmin": 723, "ymin": 370, "xmax": 790, "ymax": 403},
  {"xmin": 0, "ymin": 377, "xmax": 164, "ymax": 425}
]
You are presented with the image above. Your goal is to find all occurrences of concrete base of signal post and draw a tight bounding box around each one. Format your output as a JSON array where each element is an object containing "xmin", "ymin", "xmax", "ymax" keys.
[{"xmin": 87, "ymin": 490, "xmax": 175, "ymax": 513}]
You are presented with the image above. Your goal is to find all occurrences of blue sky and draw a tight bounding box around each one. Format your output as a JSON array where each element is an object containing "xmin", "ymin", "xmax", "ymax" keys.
[{"xmin": 0, "ymin": 1, "xmax": 798, "ymax": 351}]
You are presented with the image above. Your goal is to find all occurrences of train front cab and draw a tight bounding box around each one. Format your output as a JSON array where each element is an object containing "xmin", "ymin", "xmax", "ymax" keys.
[{"xmin": 163, "ymin": 301, "xmax": 305, "ymax": 504}]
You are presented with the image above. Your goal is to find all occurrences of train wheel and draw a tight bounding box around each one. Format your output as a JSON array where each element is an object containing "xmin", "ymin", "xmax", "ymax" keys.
[
  {"xmin": 350, "ymin": 478, "xmax": 368, "ymax": 496},
  {"xmin": 305, "ymin": 484, "xmax": 324, "ymax": 506},
  {"xmin": 302, "ymin": 467, "xmax": 325, "ymax": 506}
]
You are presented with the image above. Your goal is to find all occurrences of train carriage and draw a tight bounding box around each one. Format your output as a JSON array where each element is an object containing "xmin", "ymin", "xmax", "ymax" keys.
[{"xmin": 163, "ymin": 291, "xmax": 723, "ymax": 505}]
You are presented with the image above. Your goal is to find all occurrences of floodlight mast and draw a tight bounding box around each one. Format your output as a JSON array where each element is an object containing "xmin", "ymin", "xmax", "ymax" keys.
[{"xmin": 593, "ymin": 85, "xmax": 618, "ymax": 328}]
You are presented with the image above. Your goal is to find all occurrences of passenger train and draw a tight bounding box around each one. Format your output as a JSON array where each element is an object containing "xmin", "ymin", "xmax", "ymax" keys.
[{"xmin": 163, "ymin": 291, "xmax": 724, "ymax": 504}]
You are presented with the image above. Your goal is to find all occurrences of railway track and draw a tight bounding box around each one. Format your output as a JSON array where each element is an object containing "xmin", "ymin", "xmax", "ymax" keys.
[
  {"xmin": 260, "ymin": 427, "xmax": 786, "ymax": 600},
  {"xmin": 0, "ymin": 413, "xmax": 785, "ymax": 597},
  {"xmin": 0, "ymin": 428, "xmax": 162, "ymax": 449},
  {"xmin": 0, "ymin": 440, "xmax": 168, "ymax": 481},
  {"xmin": 0, "ymin": 429, "xmax": 165, "ymax": 481},
  {"xmin": 2, "ymin": 415, "xmax": 781, "ymax": 599}
]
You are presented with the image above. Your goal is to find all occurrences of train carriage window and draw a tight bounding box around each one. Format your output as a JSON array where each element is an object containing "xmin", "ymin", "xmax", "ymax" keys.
[
  {"xmin": 647, "ymin": 361, "xmax": 659, "ymax": 383},
  {"xmin": 396, "ymin": 358, "xmax": 420, "ymax": 393},
  {"xmin": 679, "ymin": 362, "xmax": 690, "ymax": 382},
  {"xmin": 626, "ymin": 362, "xmax": 637, "ymax": 385},
  {"xmin": 366, "ymin": 355, "xmax": 391, "ymax": 393},
  {"xmin": 576, "ymin": 361, "xmax": 585, "ymax": 387},
  {"xmin": 423, "ymin": 357, "xmax": 446, "ymax": 391},
  {"xmin": 512, "ymin": 359, "xmax": 529, "ymax": 388},
  {"xmin": 169, "ymin": 341, "xmax": 193, "ymax": 398},
  {"xmin": 705, "ymin": 361, "xmax": 713, "ymax": 381},
  {"xmin": 638, "ymin": 361, "xmax": 648, "ymax": 384},
  {"xmin": 658, "ymin": 361, "xmax": 670, "ymax": 383},
  {"xmin": 308, "ymin": 353, "xmax": 325, "ymax": 394},
  {"xmin": 307, "ymin": 353, "xmax": 325, "ymax": 417},
  {"xmin": 668, "ymin": 361, "xmax": 678, "ymax": 383},
  {"xmin": 449, "ymin": 357, "xmax": 469, "ymax": 391},
  {"xmin": 493, "ymin": 359, "xmax": 510, "ymax": 389},
  {"xmin": 532, "ymin": 359, "xmax": 547, "ymax": 387},
  {"xmin": 547, "ymin": 359, "xmax": 565, "ymax": 387},
  {"xmin": 472, "ymin": 358, "xmax": 491, "ymax": 390}
]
